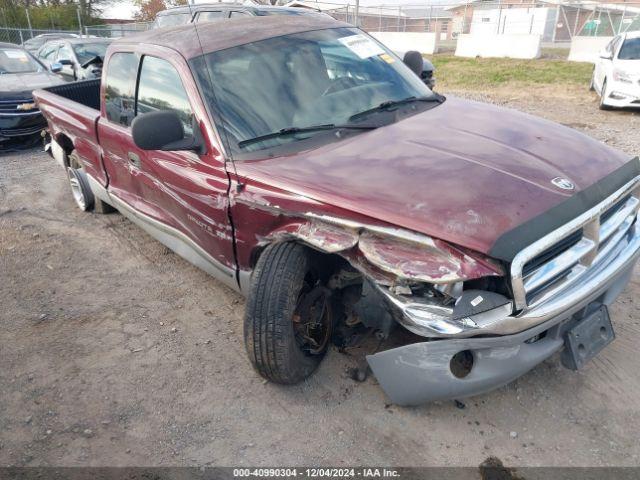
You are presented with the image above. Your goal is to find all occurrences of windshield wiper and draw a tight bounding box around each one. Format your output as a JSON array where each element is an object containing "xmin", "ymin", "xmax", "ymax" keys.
[
  {"xmin": 238, "ymin": 123, "xmax": 377, "ymax": 149},
  {"xmin": 349, "ymin": 94, "xmax": 445, "ymax": 121}
]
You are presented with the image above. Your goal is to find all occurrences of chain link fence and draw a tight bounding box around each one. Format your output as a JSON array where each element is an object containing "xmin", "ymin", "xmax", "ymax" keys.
[
  {"xmin": 0, "ymin": 27, "xmax": 81, "ymax": 45},
  {"xmin": 84, "ymin": 22, "xmax": 152, "ymax": 38},
  {"xmin": 0, "ymin": 22, "xmax": 151, "ymax": 45}
]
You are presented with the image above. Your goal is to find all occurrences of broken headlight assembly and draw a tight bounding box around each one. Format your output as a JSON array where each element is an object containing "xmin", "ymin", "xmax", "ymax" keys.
[{"xmin": 357, "ymin": 231, "xmax": 513, "ymax": 338}]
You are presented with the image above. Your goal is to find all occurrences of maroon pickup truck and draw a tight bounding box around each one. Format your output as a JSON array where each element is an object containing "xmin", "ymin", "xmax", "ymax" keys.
[{"xmin": 34, "ymin": 16, "xmax": 640, "ymax": 405}]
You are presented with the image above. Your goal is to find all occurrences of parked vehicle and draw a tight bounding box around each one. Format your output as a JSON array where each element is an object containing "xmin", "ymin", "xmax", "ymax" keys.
[
  {"xmin": 592, "ymin": 31, "xmax": 640, "ymax": 110},
  {"xmin": 153, "ymin": 2, "xmax": 326, "ymax": 28},
  {"xmin": 22, "ymin": 33, "xmax": 78, "ymax": 54},
  {"xmin": 34, "ymin": 17, "xmax": 640, "ymax": 405},
  {"xmin": 36, "ymin": 38, "xmax": 112, "ymax": 82},
  {"xmin": 0, "ymin": 42, "xmax": 64, "ymax": 147}
]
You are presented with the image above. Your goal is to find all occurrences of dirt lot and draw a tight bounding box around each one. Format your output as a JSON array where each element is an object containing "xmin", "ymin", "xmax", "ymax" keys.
[{"xmin": 1, "ymin": 87, "xmax": 640, "ymax": 468}]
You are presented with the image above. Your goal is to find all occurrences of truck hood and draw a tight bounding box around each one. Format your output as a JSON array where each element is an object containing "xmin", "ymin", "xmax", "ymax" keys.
[
  {"xmin": 0, "ymin": 71, "xmax": 63, "ymax": 97},
  {"xmin": 236, "ymin": 96, "xmax": 631, "ymax": 256}
]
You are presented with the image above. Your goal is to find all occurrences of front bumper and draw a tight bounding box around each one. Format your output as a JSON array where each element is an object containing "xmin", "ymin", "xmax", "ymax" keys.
[
  {"xmin": 601, "ymin": 81, "xmax": 640, "ymax": 109},
  {"xmin": 0, "ymin": 112, "xmax": 46, "ymax": 141},
  {"xmin": 367, "ymin": 221, "xmax": 640, "ymax": 405}
]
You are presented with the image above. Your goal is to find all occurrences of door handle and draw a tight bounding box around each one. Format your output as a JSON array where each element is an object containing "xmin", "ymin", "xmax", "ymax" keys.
[{"xmin": 128, "ymin": 152, "xmax": 141, "ymax": 169}]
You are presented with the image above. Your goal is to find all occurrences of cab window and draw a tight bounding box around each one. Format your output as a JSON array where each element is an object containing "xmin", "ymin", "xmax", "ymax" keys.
[
  {"xmin": 136, "ymin": 56, "xmax": 193, "ymax": 137},
  {"xmin": 57, "ymin": 44, "xmax": 74, "ymax": 63},
  {"xmin": 104, "ymin": 52, "xmax": 139, "ymax": 127},
  {"xmin": 155, "ymin": 13, "xmax": 191, "ymax": 28},
  {"xmin": 196, "ymin": 11, "xmax": 226, "ymax": 22},
  {"xmin": 39, "ymin": 44, "xmax": 58, "ymax": 61}
]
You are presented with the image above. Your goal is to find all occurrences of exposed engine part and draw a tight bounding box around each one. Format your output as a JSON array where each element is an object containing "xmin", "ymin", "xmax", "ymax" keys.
[{"xmin": 352, "ymin": 279, "xmax": 396, "ymax": 338}]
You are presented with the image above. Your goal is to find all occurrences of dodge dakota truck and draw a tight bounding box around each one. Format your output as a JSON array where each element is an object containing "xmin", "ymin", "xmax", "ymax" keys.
[{"xmin": 34, "ymin": 16, "xmax": 640, "ymax": 405}]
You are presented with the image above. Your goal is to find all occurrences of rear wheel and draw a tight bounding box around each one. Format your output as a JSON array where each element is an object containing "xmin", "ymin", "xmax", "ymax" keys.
[
  {"xmin": 67, "ymin": 151, "xmax": 94, "ymax": 211},
  {"xmin": 244, "ymin": 242, "xmax": 333, "ymax": 384},
  {"xmin": 67, "ymin": 150, "xmax": 115, "ymax": 213},
  {"xmin": 589, "ymin": 69, "xmax": 596, "ymax": 91}
]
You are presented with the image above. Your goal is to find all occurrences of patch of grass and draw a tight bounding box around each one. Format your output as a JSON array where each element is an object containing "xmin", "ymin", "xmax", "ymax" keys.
[{"xmin": 430, "ymin": 54, "xmax": 593, "ymax": 90}]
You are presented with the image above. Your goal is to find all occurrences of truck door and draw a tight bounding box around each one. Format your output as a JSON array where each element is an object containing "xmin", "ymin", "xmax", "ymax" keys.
[
  {"xmin": 97, "ymin": 51, "xmax": 145, "ymax": 209},
  {"xmin": 103, "ymin": 48, "xmax": 236, "ymax": 286},
  {"xmin": 131, "ymin": 52, "xmax": 235, "ymax": 278}
]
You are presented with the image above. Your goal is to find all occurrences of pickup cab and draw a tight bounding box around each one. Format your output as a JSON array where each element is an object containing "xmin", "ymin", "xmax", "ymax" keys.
[{"xmin": 34, "ymin": 16, "xmax": 640, "ymax": 405}]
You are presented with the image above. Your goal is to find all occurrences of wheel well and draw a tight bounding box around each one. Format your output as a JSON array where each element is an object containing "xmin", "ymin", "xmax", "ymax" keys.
[
  {"xmin": 55, "ymin": 134, "xmax": 74, "ymax": 167},
  {"xmin": 251, "ymin": 241, "xmax": 352, "ymax": 282}
]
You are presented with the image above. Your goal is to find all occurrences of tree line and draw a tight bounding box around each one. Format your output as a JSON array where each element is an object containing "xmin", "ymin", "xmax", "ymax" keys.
[{"xmin": 0, "ymin": 0, "xmax": 195, "ymax": 29}]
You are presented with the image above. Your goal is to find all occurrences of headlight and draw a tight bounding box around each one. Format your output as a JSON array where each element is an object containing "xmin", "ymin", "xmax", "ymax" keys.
[
  {"xmin": 358, "ymin": 231, "xmax": 502, "ymax": 284},
  {"xmin": 380, "ymin": 284, "xmax": 513, "ymax": 337},
  {"xmin": 613, "ymin": 69, "xmax": 633, "ymax": 84}
]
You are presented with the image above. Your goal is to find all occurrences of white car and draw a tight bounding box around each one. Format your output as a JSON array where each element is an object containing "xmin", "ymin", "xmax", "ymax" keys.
[{"xmin": 592, "ymin": 31, "xmax": 640, "ymax": 110}]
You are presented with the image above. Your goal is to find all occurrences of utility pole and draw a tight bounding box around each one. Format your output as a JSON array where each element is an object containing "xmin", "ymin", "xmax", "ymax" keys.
[
  {"xmin": 354, "ymin": 0, "xmax": 359, "ymax": 27},
  {"xmin": 77, "ymin": 6, "xmax": 83, "ymax": 35},
  {"xmin": 25, "ymin": 8, "xmax": 33, "ymax": 38}
]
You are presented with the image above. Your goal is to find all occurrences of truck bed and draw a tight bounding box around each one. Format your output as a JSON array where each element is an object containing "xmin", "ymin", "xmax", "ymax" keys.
[
  {"xmin": 41, "ymin": 79, "xmax": 101, "ymax": 111},
  {"xmin": 33, "ymin": 79, "xmax": 106, "ymax": 185}
]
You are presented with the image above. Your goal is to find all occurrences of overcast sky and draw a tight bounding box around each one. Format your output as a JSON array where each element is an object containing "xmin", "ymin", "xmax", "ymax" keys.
[{"xmin": 103, "ymin": 0, "xmax": 452, "ymax": 20}]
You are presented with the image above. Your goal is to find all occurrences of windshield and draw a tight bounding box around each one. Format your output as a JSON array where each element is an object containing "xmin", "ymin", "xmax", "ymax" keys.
[
  {"xmin": 155, "ymin": 12, "xmax": 191, "ymax": 28},
  {"xmin": 0, "ymin": 48, "xmax": 43, "ymax": 74},
  {"xmin": 73, "ymin": 42, "xmax": 109, "ymax": 64},
  {"xmin": 618, "ymin": 37, "xmax": 640, "ymax": 60},
  {"xmin": 197, "ymin": 27, "xmax": 435, "ymax": 155}
]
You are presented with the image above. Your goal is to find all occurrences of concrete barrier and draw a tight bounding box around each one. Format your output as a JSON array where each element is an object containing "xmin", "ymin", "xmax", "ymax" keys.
[
  {"xmin": 455, "ymin": 33, "xmax": 542, "ymax": 59},
  {"xmin": 567, "ymin": 36, "xmax": 614, "ymax": 63},
  {"xmin": 370, "ymin": 32, "xmax": 439, "ymax": 55}
]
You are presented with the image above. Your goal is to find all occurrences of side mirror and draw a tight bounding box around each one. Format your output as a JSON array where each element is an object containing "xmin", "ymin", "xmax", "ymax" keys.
[
  {"xmin": 421, "ymin": 58, "xmax": 436, "ymax": 89},
  {"xmin": 58, "ymin": 58, "xmax": 74, "ymax": 66},
  {"xmin": 599, "ymin": 49, "xmax": 613, "ymax": 60},
  {"xmin": 132, "ymin": 110, "xmax": 206, "ymax": 154},
  {"xmin": 50, "ymin": 62, "xmax": 63, "ymax": 73},
  {"xmin": 403, "ymin": 51, "xmax": 424, "ymax": 77}
]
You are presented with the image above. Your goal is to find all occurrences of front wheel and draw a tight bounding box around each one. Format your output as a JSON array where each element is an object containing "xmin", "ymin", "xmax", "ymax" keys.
[
  {"xmin": 599, "ymin": 79, "xmax": 612, "ymax": 111},
  {"xmin": 244, "ymin": 242, "xmax": 333, "ymax": 384}
]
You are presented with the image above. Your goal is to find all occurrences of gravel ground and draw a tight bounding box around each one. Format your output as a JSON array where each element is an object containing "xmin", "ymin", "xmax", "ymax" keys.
[{"xmin": 1, "ymin": 88, "xmax": 640, "ymax": 468}]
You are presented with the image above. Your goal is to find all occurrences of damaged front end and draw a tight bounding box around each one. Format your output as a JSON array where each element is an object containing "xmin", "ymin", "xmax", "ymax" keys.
[
  {"xmin": 262, "ymin": 214, "xmax": 512, "ymax": 340},
  {"xmin": 258, "ymin": 193, "xmax": 640, "ymax": 405},
  {"xmin": 259, "ymin": 214, "xmax": 539, "ymax": 402}
]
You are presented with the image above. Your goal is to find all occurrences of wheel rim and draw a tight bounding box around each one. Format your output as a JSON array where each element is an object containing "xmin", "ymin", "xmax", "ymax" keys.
[
  {"xmin": 292, "ymin": 274, "xmax": 332, "ymax": 355},
  {"xmin": 68, "ymin": 168, "xmax": 86, "ymax": 210}
]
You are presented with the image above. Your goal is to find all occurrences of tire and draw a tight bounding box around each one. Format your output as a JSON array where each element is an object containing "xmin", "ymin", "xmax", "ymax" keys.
[
  {"xmin": 68, "ymin": 150, "xmax": 115, "ymax": 214},
  {"xmin": 589, "ymin": 69, "xmax": 596, "ymax": 91},
  {"xmin": 244, "ymin": 242, "xmax": 333, "ymax": 384},
  {"xmin": 67, "ymin": 151, "xmax": 94, "ymax": 212},
  {"xmin": 599, "ymin": 79, "xmax": 612, "ymax": 111}
]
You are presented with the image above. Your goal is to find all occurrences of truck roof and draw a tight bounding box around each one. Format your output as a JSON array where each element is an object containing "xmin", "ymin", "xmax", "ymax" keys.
[{"xmin": 113, "ymin": 15, "xmax": 349, "ymax": 60}]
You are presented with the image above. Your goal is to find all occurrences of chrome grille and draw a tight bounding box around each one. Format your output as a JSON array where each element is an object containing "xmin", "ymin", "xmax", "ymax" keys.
[
  {"xmin": 511, "ymin": 176, "xmax": 640, "ymax": 311},
  {"xmin": 0, "ymin": 98, "xmax": 38, "ymax": 115}
]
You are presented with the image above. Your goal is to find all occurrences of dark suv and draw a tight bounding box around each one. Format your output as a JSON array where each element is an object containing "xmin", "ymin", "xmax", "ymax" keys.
[{"xmin": 153, "ymin": 2, "xmax": 325, "ymax": 28}]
